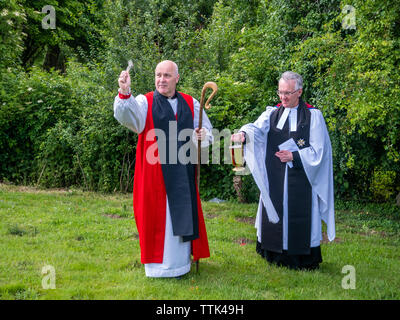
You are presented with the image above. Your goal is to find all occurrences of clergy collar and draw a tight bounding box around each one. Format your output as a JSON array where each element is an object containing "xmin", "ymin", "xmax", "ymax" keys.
[
  {"xmin": 277, "ymin": 104, "xmax": 299, "ymax": 131},
  {"xmin": 155, "ymin": 90, "xmax": 177, "ymax": 100},
  {"xmin": 283, "ymin": 104, "xmax": 299, "ymax": 110},
  {"xmin": 169, "ymin": 91, "xmax": 178, "ymax": 99}
]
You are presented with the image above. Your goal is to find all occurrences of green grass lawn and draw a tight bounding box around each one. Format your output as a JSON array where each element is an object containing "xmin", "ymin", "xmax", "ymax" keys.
[{"xmin": 0, "ymin": 183, "xmax": 399, "ymax": 300}]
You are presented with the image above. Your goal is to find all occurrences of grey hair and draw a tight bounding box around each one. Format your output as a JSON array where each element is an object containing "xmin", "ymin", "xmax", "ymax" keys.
[
  {"xmin": 280, "ymin": 71, "xmax": 303, "ymax": 90},
  {"xmin": 170, "ymin": 61, "xmax": 179, "ymax": 76}
]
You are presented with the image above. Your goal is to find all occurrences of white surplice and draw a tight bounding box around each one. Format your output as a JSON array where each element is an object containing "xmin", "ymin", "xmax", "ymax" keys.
[
  {"xmin": 113, "ymin": 92, "xmax": 213, "ymax": 277},
  {"xmin": 240, "ymin": 106, "xmax": 335, "ymax": 250}
]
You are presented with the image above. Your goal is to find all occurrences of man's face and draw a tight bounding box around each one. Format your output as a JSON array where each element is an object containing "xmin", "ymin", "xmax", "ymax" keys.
[
  {"xmin": 278, "ymin": 79, "xmax": 302, "ymax": 108},
  {"xmin": 155, "ymin": 61, "xmax": 179, "ymax": 98}
]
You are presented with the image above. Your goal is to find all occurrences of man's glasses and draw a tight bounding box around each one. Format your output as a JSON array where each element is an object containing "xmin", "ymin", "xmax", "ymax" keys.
[{"xmin": 277, "ymin": 89, "xmax": 299, "ymax": 97}]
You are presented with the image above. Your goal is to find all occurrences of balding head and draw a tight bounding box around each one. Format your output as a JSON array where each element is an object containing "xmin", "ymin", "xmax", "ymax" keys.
[
  {"xmin": 155, "ymin": 60, "xmax": 180, "ymax": 98},
  {"xmin": 156, "ymin": 60, "xmax": 179, "ymax": 76}
]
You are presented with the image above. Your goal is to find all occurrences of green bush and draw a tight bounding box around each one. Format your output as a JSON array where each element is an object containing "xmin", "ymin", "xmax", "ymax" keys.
[
  {"xmin": 370, "ymin": 170, "xmax": 397, "ymax": 203},
  {"xmin": 0, "ymin": 63, "xmax": 137, "ymax": 192},
  {"xmin": 290, "ymin": 0, "xmax": 400, "ymax": 201},
  {"xmin": 1, "ymin": 0, "xmax": 399, "ymax": 205}
]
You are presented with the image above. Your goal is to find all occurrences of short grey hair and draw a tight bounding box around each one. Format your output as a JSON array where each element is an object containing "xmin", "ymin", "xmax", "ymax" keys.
[
  {"xmin": 170, "ymin": 61, "xmax": 179, "ymax": 76},
  {"xmin": 280, "ymin": 71, "xmax": 303, "ymax": 90}
]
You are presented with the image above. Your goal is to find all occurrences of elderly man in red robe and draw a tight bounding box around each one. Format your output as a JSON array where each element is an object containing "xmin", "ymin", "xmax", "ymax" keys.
[{"xmin": 114, "ymin": 60, "xmax": 213, "ymax": 277}]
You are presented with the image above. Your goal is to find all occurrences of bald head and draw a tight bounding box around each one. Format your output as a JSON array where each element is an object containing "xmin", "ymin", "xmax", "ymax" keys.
[
  {"xmin": 155, "ymin": 60, "xmax": 180, "ymax": 98},
  {"xmin": 156, "ymin": 60, "xmax": 179, "ymax": 76}
]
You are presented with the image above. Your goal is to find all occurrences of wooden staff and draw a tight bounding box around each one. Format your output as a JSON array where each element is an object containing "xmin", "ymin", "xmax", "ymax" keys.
[
  {"xmin": 195, "ymin": 81, "xmax": 218, "ymax": 273},
  {"xmin": 197, "ymin": 82, "xmax": 218, "ymax": 187}
]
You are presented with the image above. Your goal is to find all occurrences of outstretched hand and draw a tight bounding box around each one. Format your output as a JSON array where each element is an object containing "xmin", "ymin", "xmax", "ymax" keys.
[
  {"xmin": 231, "ymin": 132, "xmax": 245, "ymax": 143},
  {"xmin": 118, "ymin": 71, "xmax": 131, "ymax": 94}
]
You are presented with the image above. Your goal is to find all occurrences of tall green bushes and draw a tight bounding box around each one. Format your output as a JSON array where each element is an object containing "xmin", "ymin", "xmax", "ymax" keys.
[
  {"xmin": 290, "ymin": 0, "xmax": 400, "ymax": 200},
  {"xmin": 1, "ymin": 0, "xmax": 399, "ymax": 203},
  {"xmin": 0, "ymin": 64, "xmax": 136, "ymax": 192}
]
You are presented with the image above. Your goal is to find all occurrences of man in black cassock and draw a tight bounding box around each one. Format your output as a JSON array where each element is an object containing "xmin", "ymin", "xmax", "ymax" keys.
[{"xmin": 231, "ymin": 71, "xmax": 335, "ymax": 270}]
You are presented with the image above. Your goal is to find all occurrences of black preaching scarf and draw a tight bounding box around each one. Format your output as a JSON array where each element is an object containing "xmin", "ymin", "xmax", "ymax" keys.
[
  {"xmin": 152, "ymin": 90, "xmax": 199, "ymax": 242},
  {"xmin": 261, "ymin": 99, "xmax": 312, "ymax": 255}
]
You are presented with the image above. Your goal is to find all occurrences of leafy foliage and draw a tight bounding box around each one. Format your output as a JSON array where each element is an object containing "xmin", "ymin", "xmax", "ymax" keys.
[{"xmin": 1, "ymin": 0, "xmax": 399, "ymax": 203}]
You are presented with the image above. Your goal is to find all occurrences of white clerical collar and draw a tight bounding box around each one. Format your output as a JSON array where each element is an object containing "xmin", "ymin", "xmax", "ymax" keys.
[
  {"xmin": 276, "ymin": 105, "xmax": 299, "ymax": 132},
  {"xmin": 168, "ymin": 91, "xmax": 178, "ymax": 100}
]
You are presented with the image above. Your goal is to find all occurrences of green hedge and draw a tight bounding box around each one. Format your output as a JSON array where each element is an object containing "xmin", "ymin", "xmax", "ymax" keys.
[
  {"xmin": 0, "ymin": 64, "xmax": 137, "ymax": 192},
  {"xmin": 1, "ymin": 0, "xmax": 399, "ymax": 204}
]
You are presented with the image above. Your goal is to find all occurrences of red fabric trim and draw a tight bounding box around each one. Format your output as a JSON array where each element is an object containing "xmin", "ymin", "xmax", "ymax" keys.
[
  {"xmin": 305, "ymin": 102, "xmax": 316, "ymax": 109},
  {"xmin": 178, "ymin": 92, "xmax": 195, "ymax": 118},
  {"xmin": 192, "ymin": 172, "xmax": 210, "ymax": 261},
  {"xmin": 133, "ymin": 91, "xmax": 209, "ymax": 264},
  {"xmin": 276, "ymin": 102, "xmax": 317, "ymax": 109},
  {"xmin": 118, "ymin": 91, "xmax": 131, "ymax": 99},
  {"xmin": 133, "ymin": 91, "xmax": 166, "ymax": 263}
]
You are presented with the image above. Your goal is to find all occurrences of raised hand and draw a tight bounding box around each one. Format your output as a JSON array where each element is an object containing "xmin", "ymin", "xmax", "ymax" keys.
[{"xmin": 118, "ymin": 70, "xmax": 131, "ymax": 94}]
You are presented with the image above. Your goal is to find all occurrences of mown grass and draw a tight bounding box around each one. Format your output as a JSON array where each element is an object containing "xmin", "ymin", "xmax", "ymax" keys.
[{"xmin": 0, "ymin": 183, "xmax": 399, "ymax": 300}]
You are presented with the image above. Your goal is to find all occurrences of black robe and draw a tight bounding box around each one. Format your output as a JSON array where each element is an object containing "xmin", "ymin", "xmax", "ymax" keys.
[{"xmin": 258, "ymin": 100, "xmax": 322, "ymax": 269}]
